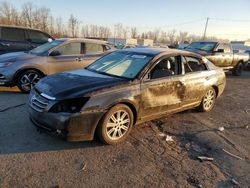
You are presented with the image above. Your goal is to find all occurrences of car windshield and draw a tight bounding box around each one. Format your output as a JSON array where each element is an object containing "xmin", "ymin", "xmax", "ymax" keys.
[
  {"xmin": 30, "ymin": 40, "xmax": 64, "ymax": 54},
  {"xmin": 186, "ymin": 42, "xmax": 216, "ymax": 51},
  {"xmin": 87, "ymin": 51, "xmax": 153, "ymax": 79}
]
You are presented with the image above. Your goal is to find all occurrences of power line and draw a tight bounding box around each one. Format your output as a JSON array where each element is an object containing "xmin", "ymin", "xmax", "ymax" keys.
[{"xmin": 210, "ymin": 17, "xmax": 250, "ymax": 22}]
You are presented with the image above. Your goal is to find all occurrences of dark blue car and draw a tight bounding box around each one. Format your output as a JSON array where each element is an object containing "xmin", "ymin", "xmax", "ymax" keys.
[{"xmin": 0, "ymin": 25, "xmax": 54, "ymax": 55}]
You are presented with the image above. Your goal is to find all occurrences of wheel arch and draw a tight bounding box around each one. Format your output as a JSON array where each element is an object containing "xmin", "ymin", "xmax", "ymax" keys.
[
  {"xmin": 212, "ymin": 85, "xmax": 219, "ymax": 98},
  {"xmin": 14, "ymin": 68, "xmax": 46, "ymax": 83}
]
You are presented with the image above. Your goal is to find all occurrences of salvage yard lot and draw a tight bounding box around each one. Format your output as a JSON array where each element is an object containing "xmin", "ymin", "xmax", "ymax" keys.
[{"xmin": 0, "ymin": 72, "xmax": 249, "ymax": 187}]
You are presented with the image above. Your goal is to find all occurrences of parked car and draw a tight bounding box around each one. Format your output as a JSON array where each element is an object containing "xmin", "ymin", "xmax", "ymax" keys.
[
  {"xmin": 185, "ymin": 41, "xmax": 249, "ymax": 76},
  {"xmin": 0, "ymin": 25, "xmax": 54, "ymax": 55},
  {"xmin": 0, "ymin": 38, "xmax": 113, "ymax": 93},
  {"xmin": 244, "ymin": 50, "xmax": 250, "ymax": 67},
  {"xmin": 28, "ymin": 48, "xmax": 226, "ymax": 145}
]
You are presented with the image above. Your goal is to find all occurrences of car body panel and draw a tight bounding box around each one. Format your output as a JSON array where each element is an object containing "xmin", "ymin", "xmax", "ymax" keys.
[
  {"xmin": 186, "ymin": 41, "xmax": 249, "ymax": 70},
  {"xmin": 0, "ymin": 38, "xmax": 113, "ymax": 87},
  {"xmin": 0, "ymin": 25, "xmax": 54, "ymax": 54},
  {"xmin": 28, "ymin": 48, "xmax": 226, "ymax": 141}
]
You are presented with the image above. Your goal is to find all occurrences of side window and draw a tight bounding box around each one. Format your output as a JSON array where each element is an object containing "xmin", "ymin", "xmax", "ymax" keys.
[
  {"xmin": 28, "ymin": 30, "xmax": 49, "ymax": 44},
  {"xmin": 183, "ymin": 56, "xmax": 207, "ymax": 73},
  {"xmin": 182, "ymin": 56, "xmax": 192, "ymax": 73},
  {"xmin": 216, "ymin": 44, "xmax": 225, "ymax": 52},
  {"xmin": 1, "ymin": 28, "xmax": 25, "ymax": 42},
  {"xmin": 85, "ymin": 43, "xmax": 104, "ymax": 54},
  {"xmin": 224, "ymin": 44, "xmax": 231, "ymax": 53},
  {"xmin": 56, "ymin": 43, "xmax": 81, "ymax": 55},
  {"xmin": 150, "ymin": 56, "xmax": 179, "ymax": 79}
]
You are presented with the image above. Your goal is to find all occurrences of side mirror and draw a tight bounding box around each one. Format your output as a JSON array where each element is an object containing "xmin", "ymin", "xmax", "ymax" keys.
[
  {"xmin": 48, "ymin": 38, "xmax": 53, "ymax": 43},
  {"xmin": 49, "ymin": 50, "xmax": 61, "ymax": 56},
  {"xmin": 215, "ymin": 49, "xmax": 224, "ymax": 53}
]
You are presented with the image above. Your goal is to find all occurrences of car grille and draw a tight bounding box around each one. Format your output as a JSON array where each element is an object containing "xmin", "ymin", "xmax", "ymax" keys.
[{"xmin": 30, "ymin": 92, "xmax": 49, "ymax": 112}]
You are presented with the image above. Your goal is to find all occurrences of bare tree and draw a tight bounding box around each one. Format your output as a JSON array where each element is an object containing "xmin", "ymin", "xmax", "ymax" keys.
[
  {"xmin": 167, "ymin": 29, "xmax": 177, "ymax": 45},
  {"xmin": 178, "ymin": 31, "xmax": 188, "ymax": 43},
  {"xmin": 131, "ymin": 27, "xmax": 138, "ymax": 38},
  {"xmin": 68, "ymin": 14, "xmax": 79, "ymax": 37},
  {"xmin": 21, "ymin": 2, "xmax": 34, "ymax": 27},
  {"xmin": 0, "ymin": 1, "xmax": 19, "ymax": 25}
]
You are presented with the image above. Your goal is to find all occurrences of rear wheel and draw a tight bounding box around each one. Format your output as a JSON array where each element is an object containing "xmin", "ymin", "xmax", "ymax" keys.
[
  {"xmin": 232, "ymin": 62, "xmax": 243, "ymax": 76},
  {"xmin": 17, "ymin": 70, "xmax": 43, "ymax": 93},
  {"xmin": 198, "ymin": 87, "xmax": 216, "ymax": 112},
  {"xmin": 97, "ymin": 104, "xmax": 134, "ymax": 145}
]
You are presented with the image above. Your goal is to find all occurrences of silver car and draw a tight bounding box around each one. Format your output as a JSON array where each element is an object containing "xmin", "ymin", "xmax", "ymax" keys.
[{"xmin": 0, "ymin": 38, "xmax": 113, "ymax": 93}]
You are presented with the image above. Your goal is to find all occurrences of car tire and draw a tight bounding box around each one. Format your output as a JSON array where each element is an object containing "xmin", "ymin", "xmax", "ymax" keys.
[
  {"xmin": 232, "ymin": 62, "xmax": 243, "ymax": 76},
  {"xmin": 17, "ymin": 70, "xmax": 43, "ymax": 93},
  {"xmin": 97, "ymin": 104, "xmax": 134, "ymax": 145},
  {"xmin": 198, "ymin": 87, "xmax": 216, "ymax": 112}
]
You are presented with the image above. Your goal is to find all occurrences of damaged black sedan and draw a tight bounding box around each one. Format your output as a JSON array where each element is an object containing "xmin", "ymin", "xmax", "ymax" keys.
[{"xmin": 28, "ymin": 48, "xmax": 226, "ymax": 144}]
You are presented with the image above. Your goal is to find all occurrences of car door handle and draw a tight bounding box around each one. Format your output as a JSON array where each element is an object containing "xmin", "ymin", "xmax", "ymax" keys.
[
  {"xmin": 205, "ymin": 76, "xmax": 210, "ymax": 80},
  {"xmin": 0, "ymin": 42, "xmax": 10, "ymax": 47}
]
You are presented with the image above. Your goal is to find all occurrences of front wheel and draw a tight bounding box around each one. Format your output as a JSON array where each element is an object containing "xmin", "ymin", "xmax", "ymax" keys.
[
  {"xmin": 17, "ymin": 70, "xmax": 42, "ymax": 93},
  {"xmin": 97, "ymin": 104, "xmax": 134, "ymax": 145},
  {"xmin": 198, "ymin": 88, "xmax": 216, "ymax": 112},
  {"xmin": 232, "ymin": 62, "xmax": 243, "ymax": 76}
]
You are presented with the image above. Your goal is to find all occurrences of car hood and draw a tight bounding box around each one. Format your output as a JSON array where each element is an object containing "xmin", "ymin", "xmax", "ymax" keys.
[
  {"xmin": 0, "ymin": 52, "xmax": 38, "ymax": 63},
  {"xmin": 35, "ymin": 69, "xmax": 128, "ymax": 99}
]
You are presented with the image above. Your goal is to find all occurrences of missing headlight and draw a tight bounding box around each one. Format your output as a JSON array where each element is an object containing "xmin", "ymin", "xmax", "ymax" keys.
[{"xmin": 49, "ymin": 97, "xmax": 89, "ymax": 113}]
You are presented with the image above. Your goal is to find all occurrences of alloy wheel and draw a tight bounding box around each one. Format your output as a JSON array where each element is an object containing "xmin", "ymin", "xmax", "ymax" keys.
[
  {"xmin": 106, "ymin": 110, "xmax": 130, "ymax": 141},
  {"xmin": 20, "ymin": 72, "xmax": 41, "ymax": 91},
  {"xmin": 203, "ymin": 89, "xmax": 215, "ymax": 111}
]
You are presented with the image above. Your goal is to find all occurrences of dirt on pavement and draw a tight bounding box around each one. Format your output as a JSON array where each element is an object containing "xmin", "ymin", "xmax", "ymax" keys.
[{"xmin": 0, "ymin": 72, "xmax": 249, "ymax": 188}]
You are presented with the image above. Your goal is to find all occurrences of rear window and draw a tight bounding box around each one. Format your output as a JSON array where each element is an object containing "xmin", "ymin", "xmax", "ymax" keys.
[
  {"xmin": 1, "ymin": 27, "xmax": 25, "ymax": 42},
  {"xmin": 183, "ymin": 56, "xmax": 207, "ymax": 73}
]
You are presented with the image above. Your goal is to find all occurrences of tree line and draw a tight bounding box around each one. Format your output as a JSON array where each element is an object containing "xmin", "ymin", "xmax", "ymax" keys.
[{"xmin": 0, "ymin": 1, "xmax": 224, "ymax": 44}]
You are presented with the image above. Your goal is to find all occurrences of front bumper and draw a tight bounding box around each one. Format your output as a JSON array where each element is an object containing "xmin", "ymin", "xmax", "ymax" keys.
[
  {"xmin": 28, "ymin": 106, "xmax": 105, "ymax": 141},
  {"xmin": 0, "ymin": 68, "xmax": 16, "ymax": 86}
]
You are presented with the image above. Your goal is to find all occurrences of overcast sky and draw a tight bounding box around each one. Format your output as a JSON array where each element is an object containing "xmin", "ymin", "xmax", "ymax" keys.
[{"xmin": 6, "ymin": 0, "xmax": 250, "ymax": 40}]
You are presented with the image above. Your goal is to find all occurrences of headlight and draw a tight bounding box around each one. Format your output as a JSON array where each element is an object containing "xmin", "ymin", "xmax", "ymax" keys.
[
  {"xmin": 49, "ymin": 97, "xmax": 89, "ymax": 113},
  {"xmin": 0, "ymin": 62, "xmax": 14, "ymax": 68}
]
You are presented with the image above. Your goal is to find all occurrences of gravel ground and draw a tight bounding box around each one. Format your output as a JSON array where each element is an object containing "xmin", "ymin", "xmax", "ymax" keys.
[{"xmin": 0, "ymin": 71, "xmax": 249, "ymax": 188}]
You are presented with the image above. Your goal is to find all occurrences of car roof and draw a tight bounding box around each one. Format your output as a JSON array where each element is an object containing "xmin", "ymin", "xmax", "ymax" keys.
[
  {"xmin": 0, "ymin": 24, "xmax": 48, "ymax": 33},
  {"xmin": 58, "ymin": 38, "xmax": 108, "ymax": 44},
  {"xmin": 120, "ymin": 47, "xmax": 199, "ymax": 57}
]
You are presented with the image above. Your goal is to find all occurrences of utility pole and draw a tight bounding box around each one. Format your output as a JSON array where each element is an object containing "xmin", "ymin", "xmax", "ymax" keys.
[{"xmin": 203, "ymin": 17, "xmax": 209, "ymax": 40}]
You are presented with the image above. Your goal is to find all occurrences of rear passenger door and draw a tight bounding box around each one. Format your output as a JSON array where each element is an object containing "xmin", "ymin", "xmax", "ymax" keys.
[
  {"xmin": 0, "ymin": 27, "xmax": 30, "ymax": 53},
  {"xmin": 182, "ymin": 56, "xmax": 211, "ymax": 106},
  {"xmin": 82, "ymin": 43, "xmax": 106, "ymax": 66}
]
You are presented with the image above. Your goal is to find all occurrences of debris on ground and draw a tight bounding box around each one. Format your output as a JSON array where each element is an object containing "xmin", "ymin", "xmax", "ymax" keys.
[
  {"xmin": 218, "ymin": 126, "xmax": 225, "ymax": 132},
  {"xmin": 79, "ymin": 162, "xmax": 87, "ymax": 171},
  {"xmin": 245, "ymin": 109, "xmax": 250, "ymax": 114},
  {"xmin": 165, "ymin": 135, "xmax": 174, "ymax": 142},
  {"xmin": 187, "ymin": 175, "xmax": 202, "ymax": 187},
  {"xmin": 197, "ymin": 156, "xmax": 214, "ymax": 162},
  {"xmin": 158, "ymin": 133, "xmax": 174, "ymax": 142},
  {"xmin": 222, "ymin": 149, "xmax": 244, "ymax": 160},
  {"xmin": 231, "ymin": 178, "xmax": 240, "ymax": 186},
  {"xmin": 53, "ymin": 185, "xmax": 62, "ymax": 188}
]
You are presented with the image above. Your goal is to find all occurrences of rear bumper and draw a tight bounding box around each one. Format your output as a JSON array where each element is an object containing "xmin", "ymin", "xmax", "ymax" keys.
[{"xmin": 28, "ymin": 107, "xmax": 105, "ymax": 141}]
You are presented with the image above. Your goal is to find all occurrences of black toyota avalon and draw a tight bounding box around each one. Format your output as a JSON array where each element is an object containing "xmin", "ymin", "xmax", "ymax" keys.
[{"xmin": 28, "ymin": 48, "xmax": 226, "ymax": 144}]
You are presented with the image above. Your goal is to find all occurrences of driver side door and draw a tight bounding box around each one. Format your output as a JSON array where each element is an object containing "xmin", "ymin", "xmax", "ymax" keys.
[
  {"xmin": 47, "ymin": 42, "xmax": 85, "ymax": 75},
  {"xmin": 140, "ymin": 55, "xmax": 186, "ymax": 120}
]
